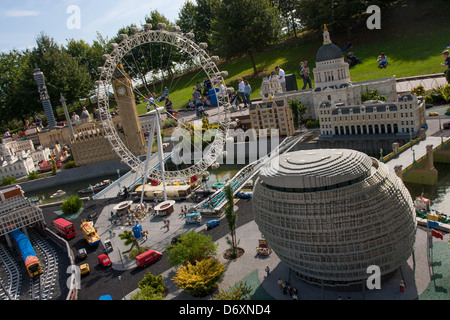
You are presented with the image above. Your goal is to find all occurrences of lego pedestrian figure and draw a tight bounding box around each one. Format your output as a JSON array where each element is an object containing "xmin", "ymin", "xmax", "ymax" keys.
[
  {"xmin": 400, "ymin": 280, "xmax": 405, "ymax": 292},
  {"xmin": 164, "ymin": 219, "xmax": 170, "ymax": 231},
  {"xmin": 265, "ymin": 265, "xmax": 270, "ymax": 277},
  {"xmin": 277, "ymin": 278, "xmax": 283, "ymax": 290}
]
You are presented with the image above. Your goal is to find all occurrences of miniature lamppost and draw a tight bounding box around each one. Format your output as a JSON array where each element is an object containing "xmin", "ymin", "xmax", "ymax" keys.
[{"xmin": 118, "ymin": 276, "xmax": 126, "ymax": 300}]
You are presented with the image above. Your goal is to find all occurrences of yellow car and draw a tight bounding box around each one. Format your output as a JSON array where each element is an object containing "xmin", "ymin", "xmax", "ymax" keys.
[
  {"xmin": 428, "ymin": 112, "xmax": 439, "ymax": 116},
  {"xmin": 80, "ymin": 263, "xmax": 90, "ymax": 275}
]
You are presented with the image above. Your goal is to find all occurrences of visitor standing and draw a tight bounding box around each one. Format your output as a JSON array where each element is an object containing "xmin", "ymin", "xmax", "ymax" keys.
[
  {"xmin": 441, "ymin": 50, "xmax": 450, "ymax": 82},
  {"xmin": 275, "ymin": 66, "xmax": 286, "ymax": 92},
  {"xmin": 244, "ymin": 80, "xmax": 252, "ymax": 108},
  {"xmin": 238, "ymin": 78, "xmax": 246, "ymax": 108},
  {"xmin": 301, "ymin": 61, "xmax": 312, "ymax": 90},
  {"xmin": 165, "ymin": 96, "xmax": 174, "ymax": 115}
]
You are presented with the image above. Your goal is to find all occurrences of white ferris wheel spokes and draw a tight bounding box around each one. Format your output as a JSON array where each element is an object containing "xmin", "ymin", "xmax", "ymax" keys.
[{"xmin": 96, "ymin": 23, "xmax": 230, "ymax": 183}]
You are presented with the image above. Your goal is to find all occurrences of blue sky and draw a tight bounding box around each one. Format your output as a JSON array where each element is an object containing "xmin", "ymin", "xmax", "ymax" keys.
[{"xmin": 0, "ymin": 0, "xmax": 187, "ymax": 52}]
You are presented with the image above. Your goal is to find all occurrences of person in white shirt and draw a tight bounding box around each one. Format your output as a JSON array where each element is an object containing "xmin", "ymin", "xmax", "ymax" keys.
[
  {"xmin": 238, "ymin": 78, "xmax": 245, "ymax": 108},
  {"xmin": 275, "ymin": 66, "xmax": 286, "ymax": 92}
]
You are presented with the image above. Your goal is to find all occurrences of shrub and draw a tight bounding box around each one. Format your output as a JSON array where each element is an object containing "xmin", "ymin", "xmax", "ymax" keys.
[
  {"xmin": 131, "ymin": 272, "xmax": 166, "ymax": 300},
  {"xmin": 306, "ymin": 119, "xmax": 320, "ymax": 128},
  {"xmin": 172, "ymin": 258, "xmax": 226, "ymax": 297},
  {"xmin": 411, "ymin": 85, "xmax": 425, "ymax": 96},
  {"xmin": 361, "ymin": 88, "xmax": 386, "ymax": 102},
  {"xmin": 214, "ymin": 281, "xmax": 253, "ymax": 300},
  {"xmin": 28, "ymin": 171, "xmax": 40, "ymax": 181},
  {"xmin": 63, "ymin": 161, "xmax": 76, "ymax": 169},
  {"xmin": 61, "ymin": 196, "xmax": 83, "ymax": 215},
  {"xmin": 1, "ymin": 176, "xmax": 16, "ymax": 186},
  {"xmin": 162, "ymin": 118, "xmax": 178, "ymax": 129}
]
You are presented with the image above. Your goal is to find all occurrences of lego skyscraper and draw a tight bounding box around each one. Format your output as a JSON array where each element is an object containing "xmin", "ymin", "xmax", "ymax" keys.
[{"xmin": 33, "ymin": 66, "xmax": 56, "ymax": 128}]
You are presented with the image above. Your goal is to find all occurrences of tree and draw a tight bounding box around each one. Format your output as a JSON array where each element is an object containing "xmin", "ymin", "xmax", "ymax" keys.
[
  {"xmin": 29, "ymin": 33, "xmax": 92, "ymax": 112},
  {"xmin": 177, "ymin": 1, "xmax": 197, "ymax": 34},
  {"xmin": 51, "ymin": 154, "xmax": 57, "ymax": 176},
  {"xmin": 167, "ymin": 231, "xmax": 218, "ymax": 266},
  {"xmin": 273, "ymin": 0, "xmax": 301, "ymax": 37},
  {"xmin": 0, "ymin": 49, "xmax": 41, "ymax": 123},
  {"xmin": 172, "ymin": 258, "xmax": 226, "ymax": 297},
  {"xmin": 289, "ymin": 98, "xmax": 307, "ymax": 127},
  {"xmin": 295, "ymin": 0, "xmax": 394, "ymax": 35},
  {"xmin": 61, "ymin": 196, "xmax": 83, "ymax": 215},
  {"xmin": 118, "ymin": 230, "xmax": 142, "ymax": 254},
  {"xmin": 211, "ymin": 0, "xmax": 281, "ymax": 75},
  {"xmin": 224, "ymin": 185, "xmax": 239, "ymax": 258},
  {"xmin": 65, "ymin": 38, "xmax": 106, "ymax": 95}
]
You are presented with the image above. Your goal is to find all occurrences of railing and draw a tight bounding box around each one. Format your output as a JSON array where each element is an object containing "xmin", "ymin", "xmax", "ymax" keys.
[
  {"xmin": 402, "ymin": 137, "xmax": 450, "ymax": 176},
  {"xmin": 380, "ymin": 135, "xmax": 424, "ymax": 163}
]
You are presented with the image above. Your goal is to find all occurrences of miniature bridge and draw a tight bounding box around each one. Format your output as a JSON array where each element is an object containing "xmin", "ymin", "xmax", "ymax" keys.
[{"xmin": 382, "ymin": 134, "xmax": 450, "ymax": 185}]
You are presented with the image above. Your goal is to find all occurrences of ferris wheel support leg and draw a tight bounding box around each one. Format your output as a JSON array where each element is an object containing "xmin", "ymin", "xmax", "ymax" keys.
[
  {"xmin": 140, "ymin": 116, "xmax": 157, "ymax": 207},
  {"xmin": 155, "ymin": 109, "xmax": 168, "ymax": 202}
]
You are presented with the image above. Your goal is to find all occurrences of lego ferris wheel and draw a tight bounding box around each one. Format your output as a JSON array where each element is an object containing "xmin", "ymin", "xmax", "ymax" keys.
[{"xmin": 96, "ymin": 23, "xmax": 231, "ymax": 185}]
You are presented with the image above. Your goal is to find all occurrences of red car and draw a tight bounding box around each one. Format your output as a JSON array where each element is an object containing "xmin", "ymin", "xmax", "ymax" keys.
[
  {"xmin": 98, "ymin": 254, "xmax": 112, "ymax": 267},
  {"xmin": 135, "ymin": 249, "xmax": 162, "ymax": 267}
]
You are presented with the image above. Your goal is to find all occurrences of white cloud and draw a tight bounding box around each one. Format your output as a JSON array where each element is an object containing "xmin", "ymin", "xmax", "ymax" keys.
[{"xmin": 0, "ymin": 10, "xmax": 41, "ymax": 17}]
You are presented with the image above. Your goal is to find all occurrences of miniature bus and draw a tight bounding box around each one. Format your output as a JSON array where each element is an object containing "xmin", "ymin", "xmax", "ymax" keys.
[{"xmin": 53, "ymin": 218, "xmax": 76, "ymax": 240}]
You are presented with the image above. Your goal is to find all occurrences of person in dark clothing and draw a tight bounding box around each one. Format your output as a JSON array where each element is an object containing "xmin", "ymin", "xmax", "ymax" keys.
[
  {"xmin": 442, "ymin": 50, "xmax": 450, "ymax": 82},
  {"xmin": 164, "ymin": 96, "xmax": 174, "ymax": 115},
  {"xmin": 346, "ymin": 52, "xmax": 361, "ymax": 67}
]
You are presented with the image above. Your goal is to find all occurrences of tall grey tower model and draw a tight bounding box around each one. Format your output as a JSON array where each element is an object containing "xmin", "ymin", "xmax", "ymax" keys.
[{"xmin": 33, "ymin": 66, "xmax": 56, "ymax": 128}]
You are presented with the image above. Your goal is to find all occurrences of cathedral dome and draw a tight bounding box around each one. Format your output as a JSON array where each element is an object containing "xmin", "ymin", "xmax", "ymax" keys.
[{"xmin": 316, "ymin": 43, "xmax": 343, "ymax": 62}]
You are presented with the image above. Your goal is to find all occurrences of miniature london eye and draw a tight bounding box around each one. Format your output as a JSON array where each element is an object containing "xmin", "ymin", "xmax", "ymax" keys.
[{"xmin": 96, "ymin": 23, "xmax": 231, "ymax": 188}]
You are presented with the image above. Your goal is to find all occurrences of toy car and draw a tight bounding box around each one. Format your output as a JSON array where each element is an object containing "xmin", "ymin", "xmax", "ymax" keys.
[
  {"xmin": 77, "ymin": 248, "xmax": 87, "ymax": 260},
  {"xmin": 98, "ymin": 254, "xmax": 112, "ymax": 267},
  {"xmin": 135, "ymin": 249, "xmax": 162, "ymax": 267},
  {"xmin": 236, "ymin": 191, "xmax": 252, "ymax": 199},
  {"xmin": 206, "ymin": 219, "xmax": 220, "ymax": 230},
  {"xmin": 80, "ymin": 263, "xmax": 90, "ymax": 275}
]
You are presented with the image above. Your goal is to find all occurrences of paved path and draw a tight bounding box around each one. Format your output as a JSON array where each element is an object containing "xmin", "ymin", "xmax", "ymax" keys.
[{"xmin": 396, "ymin": 75, "xmax": 447, "ymax": 93}]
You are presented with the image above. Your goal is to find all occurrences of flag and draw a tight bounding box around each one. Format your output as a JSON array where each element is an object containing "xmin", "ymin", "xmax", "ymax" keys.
[
  {"xmin": 432, "ymin": 229, "xmax": 443, "ymax": 240},
  {"xmin": 428, "ymin": 221, "xmax": 439, "ymax": 229}
]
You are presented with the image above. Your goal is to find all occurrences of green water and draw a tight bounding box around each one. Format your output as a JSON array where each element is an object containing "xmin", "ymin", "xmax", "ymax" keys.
[{"xmin": 404, "ymin": 162, "xmax": 450, "ymax": 212}]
